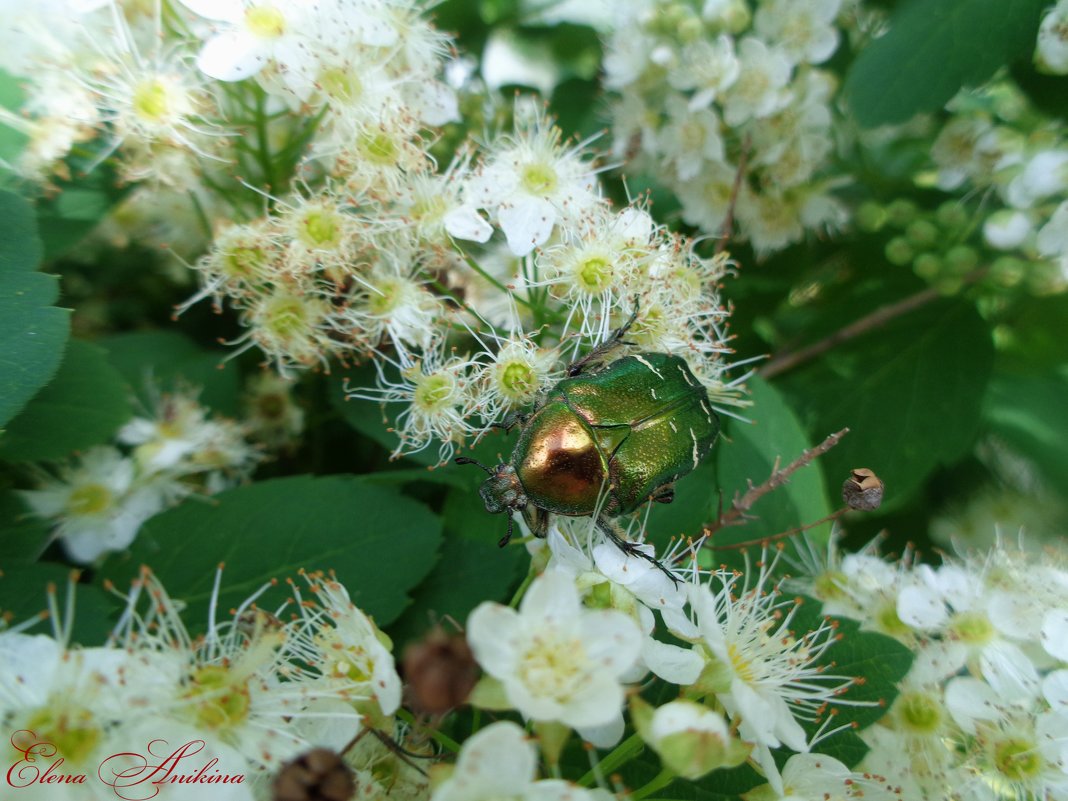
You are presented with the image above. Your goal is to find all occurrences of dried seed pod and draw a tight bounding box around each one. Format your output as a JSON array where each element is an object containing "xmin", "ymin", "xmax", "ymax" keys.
[
  {"xmin": 402, "ymin": 626, "xmax": 479, "ymax": 715},
  {"xmin": 842, "ymin": 468, "xmax": 884, "ymax": 511},
  {"xmin": 273, "ymin": 747, "xmax": 355, "ymax": 801}
]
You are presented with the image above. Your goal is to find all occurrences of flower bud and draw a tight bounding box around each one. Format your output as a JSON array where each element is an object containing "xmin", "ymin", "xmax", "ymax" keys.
[
  {"xmin": 402, "ymin": 627, "xmax": 480, "ymax": 715},
  {"xmin": 273, "ymin": 748, "xmax": 355, "ymax": 801},
  {"xmin": 632, "ymin": 698, "xmax": 749, "ymax": 779},
  {"xmin": 842, "ymin": 468, "xmax": 884, "ymax": 511}
]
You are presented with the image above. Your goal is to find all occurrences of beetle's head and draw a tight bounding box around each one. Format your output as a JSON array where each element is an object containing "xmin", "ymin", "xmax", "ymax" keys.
[{"xmin": 455, "ymin": 457, "xmax": 527, "ymax": 514}]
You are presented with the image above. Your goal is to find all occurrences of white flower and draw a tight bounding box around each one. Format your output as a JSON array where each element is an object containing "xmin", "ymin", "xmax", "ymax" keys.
[
  {"xmin": 20, "ymin": 446, "xmax": 166, "ymax": 563},
  {"xmin": 754, "ymin": 0, "xmax": 842, "ymax": 66},
  {"xmin": 1036, "ymin": 0, "xmax": 1068, "ymax": 74},
  {"xmin": 1038, "ymin": 201, "xmax": 1068, "ymax": 278},
  {"xmin": 656, "ymin": 95, "xmax": 726, "ymax": 182},
  {"xmin": 983, "ymin": 209, "xmax": 1034, "ymax": 250},
  {"xmin": 465, "ymin": 110, "xmax": 604, "ymax": 256},
  {"xmin": 636, "ymin": 699, "xmax": 746, "ymax": 779},
  {"xmin": 432, "ymin": 721, "xmax": 593, "ymax": 801},
  {"xmin": 684, "ymin": 555, "xmax": 864, "ymax": 790},
  {"xmin": 1005, "ymin": 150, "xmax": 1068, "ymax": 209},
  {"xmin": 744, "ymin": 752, "xmax": 900, "ymax": 800},
  {"xmin": 466, "ymin": 571, "xmax": 642, "ymax": 733},
  {"xmin": 720, "ymin": 38, "xmax": 793, "ymax": 127},
  {"xmin": 668, "ymin": 36, "xmax": 740, "ymax": 109},
  {"xmin": 176, "ymin": 0, "xmax": 320, "ymax": 83}
]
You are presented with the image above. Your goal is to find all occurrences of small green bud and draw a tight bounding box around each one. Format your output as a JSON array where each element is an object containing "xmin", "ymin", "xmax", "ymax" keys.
[
  {"xmin": 905, "ymin": 219, "xmax": 940, "ymax": 249},
  {"xmin": 935, "ymin": 200, "xmax": 969, "ymax": 230},
  {"xmin": 945, "ymin": 245, "xmax": 979, "ymax": 275},
  {"xmin": 913, "ymin": 253, "xmax": 943, "ymax": 280},
  {"xmin": 885, "ymin": 236, "xmax": 914, "ymax": 266},
  {"xmin": 855, "ymin": 201, "xmax": 886, "ymax": 233},
  {"xmin": 638, "ymin": 700, "xmax": 750, "ymax": 780},
  {"xmin": 991, "ymin": 256, "xmax": 1026, "ymax": 287},
  {"xmin": 936, "ymin": 276, "xmax": 964, "ymax": 296},
  {"xmin": 885, "ymin": 198, "xmax": 918, "ymax": 228}
]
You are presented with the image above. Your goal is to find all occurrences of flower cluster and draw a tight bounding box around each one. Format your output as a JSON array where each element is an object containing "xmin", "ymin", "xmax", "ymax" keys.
[
  {"xmin": 599, "ymin": 0, "xmax": 856, "ymax": 254},
  {"xmin": 463, "ymin": 523, "xmax": 886, "ymax": 796},
  {"xmin": 20, "ymin": 386, "xmax": 262, "ymax": 563},
  {"xmin": 0, "ymin": 568, "xmax": 416, "ymax": 801},
  {"xmin": 793, "ymin": 538, "xmax": 1068, "ymax": 799}
]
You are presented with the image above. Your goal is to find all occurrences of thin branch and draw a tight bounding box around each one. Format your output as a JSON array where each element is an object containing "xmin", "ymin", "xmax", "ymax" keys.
[
  {"xmin": 711, "ymin": 507, "xmax": 847, "ymax": 551},
  {"xmin": 700, "ymin": 428, "xmax": 849, "ymax": 542},
  {"xmin": 760, "ymin": 268, "xmax": 988, "ymax": 379},
  {"xmin": 715, "ymin": 136, "xmax": 750, "ymax": 256}
]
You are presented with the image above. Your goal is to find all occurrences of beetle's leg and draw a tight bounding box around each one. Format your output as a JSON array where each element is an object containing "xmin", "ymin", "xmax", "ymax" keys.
[
  {"xmin": 566, "ymin": 305, "xmax": 641, "ymax": 377},
  {"xmin": 651, "ymin": 483, "xmax": 676, "ymax": 504},
  {"xmin": 595, "ymin": 517, "xmax": 681, "ymax": 587},
  {"xmin": 498, "ymin": 515, "xmax": 516, "ymax": 548}
]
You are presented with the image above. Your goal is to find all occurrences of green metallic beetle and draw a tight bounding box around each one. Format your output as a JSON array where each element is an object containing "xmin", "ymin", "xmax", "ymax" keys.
[{"xmin": 457, "ymin": 321, "xmax": 720, "ymax": 578}]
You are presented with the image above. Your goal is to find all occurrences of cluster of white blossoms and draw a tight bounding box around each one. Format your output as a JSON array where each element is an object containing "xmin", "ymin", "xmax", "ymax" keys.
[
  {"xmin": 599, "ymin": 0, "xmax": 854, "ymax": 255},
  {"xmin": 1037, "ymin": 0, "xmax": 1068, "ymax": 75},
  {"xmin": 924, "ymin": 79, "xmax": 1068, "ymax": 289},
  {"xmin": 792, "ymin": 538, "xmax": 1068, "ymax": 799},
  {"xmin": 0, "ymin": 568, "xmax": 415, "ymax": 801},
  {"xmin": 462, "ymin": 522, "xmax": 894, "ymax": 798},
  {"xmin": 20, "ymin": 386, "xmax": 262, "ymax": 563}
]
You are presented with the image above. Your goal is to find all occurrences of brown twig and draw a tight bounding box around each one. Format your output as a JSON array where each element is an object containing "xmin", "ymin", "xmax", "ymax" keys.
[
  {"xmin": 710, "ymin": 507, "xmax": 847, "ymax": 551},
  {"xmin": 759, "ymin": 269, "xmax": 988, "ymax": 379},
  {"xmin": 715, "ymin": 136, "xmax": 750, "ymax": 256},
  {"xmin": 700, "ymin": 428, "xmax": 850, "ymax": 543}
]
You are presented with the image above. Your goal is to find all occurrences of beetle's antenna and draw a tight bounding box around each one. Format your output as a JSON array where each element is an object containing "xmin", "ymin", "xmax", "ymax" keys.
[{"xmin": 454, "ymin": 456, "xmax": 493, "ymax": 474}]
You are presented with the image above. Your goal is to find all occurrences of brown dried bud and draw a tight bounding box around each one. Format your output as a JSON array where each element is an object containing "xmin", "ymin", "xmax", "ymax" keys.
[
  {"xmin": 402, "ymin": 626, "xmax": 480, "ymax": 716},
  {"xmin": 842, "ymin": 468, "xmax": 884, "ymax": 511},
  {"xmin": 273, "ymin": 748, "xmax": 355, "ymax": 801}
]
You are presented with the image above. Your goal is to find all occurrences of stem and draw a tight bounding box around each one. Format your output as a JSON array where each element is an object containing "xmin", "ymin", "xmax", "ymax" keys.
[
  {"xmin": 577, "ymin": 732, "xmax": 644, "ymax": 787},
  {"xmin": 715, "ymin": 136, "xmax": 750, "ymax": 257},
  {"xmin": 454, "ymin": 245, "xmax": 536, "ymax": 311},
  {"xmin": 395, "ymin": 709, "xmax": 461, "ymax": 754},
  {"xmin": 699, "ymin": 428, "xmax": 849, "ymax": 544},
  {"xmin": 712, "ymin": 507, "xmax": 848, "ymax": 551},
  {"xmin": 509, "ymin": 569, "xmax": 536, "ymax": 608},
  {"xmin": 253, "ymin": 88, "xmax": 276, "ymax": 197},
  {"xmin": 759, "ymin": 268, "xmax": 987, "ymax": 379},
  {"xmin": 631, "ymin": 768, "xmax": 675, "ymax": 801}
]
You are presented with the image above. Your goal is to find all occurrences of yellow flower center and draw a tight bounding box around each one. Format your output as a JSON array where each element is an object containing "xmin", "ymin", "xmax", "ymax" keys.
[
  {"xmin": 246, "ymin": 5, "xmax": 285, "ymax": 38},
  {"xmin": 264, "ymin": 295, "xmax": 310, "ymax": 338},
  {"xmin": 132, "ymin": 78, "xmax": 171, "ymax": 123},
  {"xmin": 576, "ymin": 255, "xmax": 613, "ymax": 294},
  {"xmin": 726, "ymin": 642, "xmax": 757, "ymax": 684},
  {"xmin": 992, "ymin": 735, "xmax": 1043, "ymax": 781},
  {"xmin": 498, "ymin": 360, "xmax": 537, "ymax": 401},
  {"xmin": 298, "ymin": 206, "xmax": 342, "ymax": 248},
  {"xmin": 66, "ymin": 483, "xmax": 112, "ymax": 516},
  {"xmin": 413, "ymin": 373, "xmax": 454, "ymax": 413},
  {"xmin": 184, "ymin": 665, "xmax": 251, "ymax": 731},
  {"xmin": 25, "ymin": 706, "xmax": 102, "ymax": 766},
  {"xmin": 948, "ymin": 611, "xmax": 995, "ymax": 645},
  {"xmin": 894, "ymin": 690, "xmax": 943, "ymax": 735},
  {"xmin": 520, "ymin": 162, "xmax": 558, "ymax": 197},
  {"xmin": 516, "ymin": 635, "xmax": 586, "ymax": 702},
  {"xmin": 319, "ymin": 67, "xmax": 361, "ymax": 102},
  {"xmin": 359, "ymin": 131, "xmax": 397, "ymax": 164}
]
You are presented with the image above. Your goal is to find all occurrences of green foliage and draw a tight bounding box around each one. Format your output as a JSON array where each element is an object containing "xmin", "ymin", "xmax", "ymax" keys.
[
  {"xmin": 984, "ymin": 371, "xmax": 1068, "ymax": 496},
  {"xmin": 715, "ymin": 378, "xmax": 832, "ymax": 545},
  {"xmin": 101, "ymin": 330, "xmax": 240, "ymax": 416},
  {"xmin": 0, "ymin": 339, "xmax": 132, "ymax": 463},
  {"xmin": 0, "ymin": 561, "xmax": 117, "ymax": 646},
  {"xmin": 0, "ymin": 490, "xmax": 50, "ymax": 561},
  {"xmin": 780, "ymin": 300, "xmax": 994, "ymax": 506},
  {"xmin": 101, "ymin": 475, "xmax": 443, "ymax": 629},
  {"xmin": 845, "ymin": 0, "xmax": 1048, "ymax": 127},
  {"xmin": 0, "ymin": 191, "xmax": 70, "ymax": 429}
]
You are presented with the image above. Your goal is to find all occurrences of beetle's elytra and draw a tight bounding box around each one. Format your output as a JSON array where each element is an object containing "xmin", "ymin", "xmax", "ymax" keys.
[{"xmin": 458, "ymin": 324, "xmax": 720, "ymax": 579}]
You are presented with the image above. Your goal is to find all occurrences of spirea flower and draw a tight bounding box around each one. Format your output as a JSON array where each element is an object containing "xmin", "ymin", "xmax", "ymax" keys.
[{"xmin": 466, "ymin": 570, "xmax": 642, "ymax": 735}]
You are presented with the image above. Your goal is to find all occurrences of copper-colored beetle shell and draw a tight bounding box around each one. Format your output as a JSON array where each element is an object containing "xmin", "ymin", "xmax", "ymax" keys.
[{"xmin": 516, "ymin": 402, "xmax": 607, "ymax": 515}]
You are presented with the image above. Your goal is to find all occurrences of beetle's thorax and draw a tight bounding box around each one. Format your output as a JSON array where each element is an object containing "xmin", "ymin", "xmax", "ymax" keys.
[{"xmin": 478, "ymin": 464, "xmax": 527, "ymax": 514}]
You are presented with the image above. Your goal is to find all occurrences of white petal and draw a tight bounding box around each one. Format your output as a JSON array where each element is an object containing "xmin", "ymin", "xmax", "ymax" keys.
[
  {"xmin": 558, "ymin": 675, "xmax": 624, "ymax": 728},
  {"xmin": 176, "ymin": 0, "xmax": 243, "ymax": 22},
  {"xmin": 520, "ymin": 570, "xmax": 581, "ymax": 622},
  {"xmin": 979, "ymin": 641, "xmax": 1041, "ymax": 701},
  {"xmin": 945, "ymin": 677, "xmax": 1001, "ymax": 733},
  {"xmin": 576, "ymin": 713, "xmax": 626, "ymax": 749},
  {"xmin": 1043, "ymin": 669, "xmax": 1068, "ymax": 715},
  {"xmin": 196, "ymin": 31, "xmax": 269, "ymax": 82},
  {"xmin": 896, "ymin": 584, "xmax": 947, "ymax": 630},
  {"xmin": 641, "ymin": 637, "xmax": 703, "ymax": 685},
  {"xmin": 437, "ymin": 722, "xmax": 535, "ymax": 801},
  {"xmin": 1041, "ymin": 609, "xmax": 1068, "ymax": 661},
  {"xmin": 499, "ymin": 197, "xmax": 557, "ymax": 256},
  {"xmin": 444, "ymin": 205, "xmax": 493, "ymax": 243},
  {"xmin": 467, "ymin": 602, "xmax": 521, "ymax": 677},
  {"xmin": 662, "ymin": 605, "xmax": 700, "ymax": 641},
  {"xmin": 579, "ymin": 610, "xmax": 642, "ymax": 677}
]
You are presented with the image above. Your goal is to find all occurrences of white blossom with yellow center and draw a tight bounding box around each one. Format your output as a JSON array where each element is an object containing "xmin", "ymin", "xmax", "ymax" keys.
[{"xmin": 466, "ymin": 571, "xmax": 642, "ymax": 734}]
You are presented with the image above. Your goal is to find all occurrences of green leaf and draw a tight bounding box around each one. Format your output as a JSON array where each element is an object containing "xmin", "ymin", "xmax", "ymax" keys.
[
  {"xmin": 779, "ymin": 300, "xmax": 993, "ymax": 506},
  {"xmin": 0, "ymin": 490, "xmax": 50, "ymax": 561},
  {"xmin": 714, "ymin": 377, "xmax": 832, "ymax": 546},
  {"xmin": 0, "ymin": 339, "xmax": 132, "ymax": 463},
  {"xmin": 984, "ymin": 371, "xmax": 1068, "ymax": 496},
  {"xmin": 844, "ymin": 0, "xmax": 1048, "ymax": 127},
  {"xmin": 0, "ymin": 189, "xmax": 42, "ymax": 272},
  {"xmin": 35, "ymin": 168, "xmax": 129, "ymax": 260},
  {"xmin": 0, "ymin": 561, "xmax": 119, "ymax": 646},
  {"xmin": 0, "ymin": 192, "xmax": 70, "ymax": 428},
  {"xmin": 102, "ymin": 475, "xmax": 442, "ymax": 629},
  {"xmin": 101, "ymin": 330, "xmax": 241, "ymax": 416}
]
